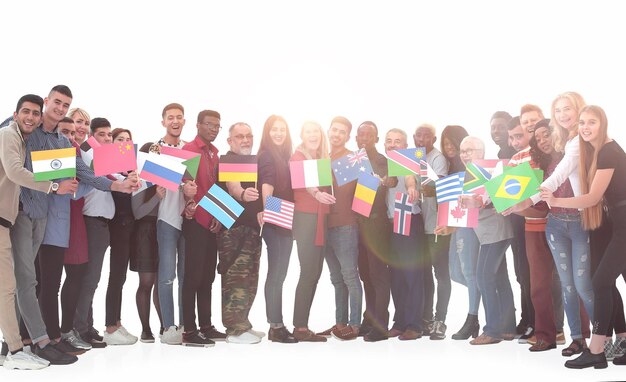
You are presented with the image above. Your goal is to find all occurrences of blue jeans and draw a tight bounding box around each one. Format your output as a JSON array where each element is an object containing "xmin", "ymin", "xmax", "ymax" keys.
[
  {"xmin": 545, "ymin": 214, "xmax": 593, "ymax": 339},
  {"xmin": 450, "ymin": 228, "xmax": 481, "ymax": 315},
  {"xmin": 476, "ymin": 239, "xmax": 515, "ymax": 338},
  {"xmin": 263, "ymin": 225, "xmax": 294, "ymax": 325},
  {"xmin": 157, "ymin": 220, "xmax": 185, "ymax": 328},
  {"xmin": 325, "ymin": 225, "xmax": 362, "ymax": 326}
]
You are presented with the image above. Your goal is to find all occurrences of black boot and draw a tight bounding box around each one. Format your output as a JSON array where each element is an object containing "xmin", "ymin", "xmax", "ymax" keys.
[{"xmin": 451, "ymin": 314, "xmax": 479, "ymax": 340}]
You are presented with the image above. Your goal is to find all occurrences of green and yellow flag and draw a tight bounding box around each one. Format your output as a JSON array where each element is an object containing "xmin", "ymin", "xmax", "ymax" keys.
[{"xmin": 484, "ymin": 162, "xmax": 543, "ymax": 213}]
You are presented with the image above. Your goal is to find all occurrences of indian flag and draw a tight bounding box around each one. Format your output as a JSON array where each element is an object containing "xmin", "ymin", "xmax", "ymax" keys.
[
  {"xmin": 31, "ymin": 148, "xmax": 76, "ymax": 181},
  {"xmin": 289, "ymin": 159, "xmax": 332, "ymax": 189}
]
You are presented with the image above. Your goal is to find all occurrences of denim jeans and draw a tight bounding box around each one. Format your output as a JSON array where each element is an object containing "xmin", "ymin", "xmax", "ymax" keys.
[
  {"xmin": 476, "ymin": 239, "xmax": 515, "ymax": 338},
  {"xmin": 545, "ymin": 214, "xmax": 593, "ymax": 339},
  {"xmin": 423, "ymin": 234, "xmax": 451, "ymax": 322},
  {"xmin": 263, "ymin": 225, "xmax": 294, "ymax": 325},
  {"xmin": 450, "ymin": 228, "xmax": 481, "ymax": 315},
  {"xmin": 157, "ymin": 220, "xmax": 185, "ymax": 328},
  {"xmin": 325, "ymin": 225, "xmax": 362, "ymax": 326}
]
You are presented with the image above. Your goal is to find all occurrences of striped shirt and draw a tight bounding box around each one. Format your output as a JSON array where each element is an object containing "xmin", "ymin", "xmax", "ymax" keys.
[
  {"xmin": 20, "ymin": 125, "xmax": 113, "ymax": 219},
  {"xmin": 508, "ymin": 146, "xmax": 531, "ymax": 166}
]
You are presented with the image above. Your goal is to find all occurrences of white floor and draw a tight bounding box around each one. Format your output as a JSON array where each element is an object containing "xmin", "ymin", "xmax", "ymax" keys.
[{"xmin": 3, "ymin": 244, "xmax": 626, "ymax": 381}]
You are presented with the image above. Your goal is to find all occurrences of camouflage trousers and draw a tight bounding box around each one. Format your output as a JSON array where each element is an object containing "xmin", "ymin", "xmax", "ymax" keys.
[{"xmin": 217, "ymin": 225, "xmax": 262, "ymax": 336}]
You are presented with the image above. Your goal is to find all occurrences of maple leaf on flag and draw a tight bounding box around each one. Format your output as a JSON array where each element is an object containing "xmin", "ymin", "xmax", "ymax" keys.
[{"xmin": 451, "ymin": 203, "xmax": 467, "ymax": 222}]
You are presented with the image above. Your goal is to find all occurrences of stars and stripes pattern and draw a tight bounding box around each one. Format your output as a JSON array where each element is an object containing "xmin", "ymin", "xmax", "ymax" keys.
[{"xmin": 262, "ymin": 196, "xmax": 295, "ymax": 230}]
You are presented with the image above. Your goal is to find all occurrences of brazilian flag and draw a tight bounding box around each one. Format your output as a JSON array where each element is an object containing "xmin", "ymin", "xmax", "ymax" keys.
[{"xmin": 484, "ymin": 162, "xmax": 543, "ymax": 212}]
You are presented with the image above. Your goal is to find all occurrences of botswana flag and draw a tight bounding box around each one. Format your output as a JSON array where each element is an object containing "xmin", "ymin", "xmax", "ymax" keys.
[{"xmin": 197, "ymin": 184, "xmax": 244, "ymax": 229}]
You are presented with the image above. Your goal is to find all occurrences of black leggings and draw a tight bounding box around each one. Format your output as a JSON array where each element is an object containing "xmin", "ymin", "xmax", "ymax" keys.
[
  {"xmin": 60, "ymin": 263, "xmax": 87, "ymax": 333},
  {"xmin": 591, "ymin": 206, "xmax": 626, "ymax": 335},
  {"xmin": 106, "ymin": 219, "xmax": 134, "ymax": 326}
]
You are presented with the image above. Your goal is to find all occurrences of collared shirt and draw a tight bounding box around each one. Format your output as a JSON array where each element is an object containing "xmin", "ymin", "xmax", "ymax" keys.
[
  {"xmin": 20, "ymin": 125, "xmax": 113, "ymax": 219},
  {"xmin": 183, "ymin": 135, "xmax": 219, "ymax": 230}
]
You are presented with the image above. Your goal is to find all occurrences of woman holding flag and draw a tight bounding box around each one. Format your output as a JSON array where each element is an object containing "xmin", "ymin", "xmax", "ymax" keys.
[
  {"xmin": 257, "ymin": 115, "xmax": 298, "ymax": 343},
  {"xmin": 290, "ymin": 120, "xmax": 335, "ymax": 342}
]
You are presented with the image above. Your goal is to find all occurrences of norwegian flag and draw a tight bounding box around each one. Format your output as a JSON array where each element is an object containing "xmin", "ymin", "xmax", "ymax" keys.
[
  {"xmin": 393, "ymin": 192, "xmax": 413, "ymax": 236},
  {"xmin": 263, "ymin": 196, "xmax": 294, "ymax": 230}
]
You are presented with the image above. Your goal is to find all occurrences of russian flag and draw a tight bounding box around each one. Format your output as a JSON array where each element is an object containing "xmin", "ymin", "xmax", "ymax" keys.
[{"xmin": 139, "ymin": 153, "xmax": 185, "ymax": 191}]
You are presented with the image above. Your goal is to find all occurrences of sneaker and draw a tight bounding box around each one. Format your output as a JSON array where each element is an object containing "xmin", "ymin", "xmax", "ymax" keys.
[
  {"xmin": 248, "ymin": 328, "xmax": 266, "ymax": 338},
  {"xmin": 226, "ymin": 331, "xmax": 261, "ymax": 344},
  {"xmin": 161, "ymin": 326, "xmax": 182, "ymax": 345},
  {"xmin": 604, "ymin": 338, "xmax": 616, "ymax": 361},
  {"xmin": 33, "ymin": 343, "xmax": 78, "ymax": 365},
  {"xmin": 331, "ymin": 325, "xmax": 358, "ymax": 341},
  {"xmin": 104, "ymin": 328, "xmax": 137, "ymax": 345},
  {"xmin": 556, "ymin": 332, "xmax": 566, "ymax": 345},
  {"xmin": 87, "ymin": 327, "xmax": 104, "ymax": 342},
  {"xmin": 518, "ymin": 326, "xmax": 534, "ymax": 344},
  {"xmin": 515, "ymin": 322, "xmax": 528, "ymax": 335},
  {"xmin": 56, "ymin": 339, "xmax": 86, "ymax": 355},
  {"xmin": 316, "ymin": 325, "xmax": 336, "ymax": 337},
  {"xmin": 423, "ymin": 319, "xmax": 434, "ymax": 336},
  {"xmin": 613, "ymin": 337, "xmax": 626, "ymax": 359},
  {"xmin": 140, "ymin": 331, "xmax": 155, "ymax": 343},
  {"xmin": 182, "ymin": 330, "xmax": 215, "ymax": 347},
  {"xmin": 118, "ymin": 326, "xmax": 139, "ymax": 343},
  {"xmin": 202, "ymin": 325, "xmax": 227, "ymax": 342},
  {"xmin": 430, "ymin": 321, "xmax": 446, "ymax": 340},
  {"xmin": 61, "ymin": 330, "xmax": 92, "ymax": 350},
  {"xmin": 3, "ymin": 351, "xmax": 49, "ymax": 370}
]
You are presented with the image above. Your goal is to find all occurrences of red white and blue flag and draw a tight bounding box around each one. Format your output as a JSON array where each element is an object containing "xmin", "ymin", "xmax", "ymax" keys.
[
  {"xmin": 393, "ymin": 192, "xmax": 413, "ymax": 236},
  {"xmin": 138, "ymin": 152, "xmax": 185, "ymax": 191},
  {"xmin": 263, "ymin": 196, "xmax": 295, "ymax": 230},
  {"xmin": 331, "ymin": 148, "xmax": 373, "ymax": 187}
]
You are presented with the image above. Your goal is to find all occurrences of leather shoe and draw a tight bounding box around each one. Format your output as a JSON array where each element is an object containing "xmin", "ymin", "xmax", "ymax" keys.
[
  {"xmin": 470, "ymin": 333, "xmax": 501, "ymax": 345},
  {"xmin": 388, "ymin": 328, "xmax": 403, "ymax": 338},
  {"xmin": 364, "ymin": 330, "xmax": 388, "ymax": 342},
  {"xmin": 529, "ymin": 340, "xmax": 556, "ymax": 352},
  {"xmin": 399, "ymin": 329, "xmax": 422, "ymax": 341},
  {"xmin": 268, "ymin": 327, "xmax": 298, "ymax": 344},
  {"xmin": 565, "ymin": 349, "xmax": 608, "ymax": 369},
  {"xmin": 293, "ymin": 329, "xmax": 327, "ymax": 342}
]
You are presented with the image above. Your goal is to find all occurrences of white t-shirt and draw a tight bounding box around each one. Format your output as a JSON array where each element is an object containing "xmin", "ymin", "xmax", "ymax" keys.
[
  {"xmin": 530, "ymin": 137, "xmax": 581, "ymax": 205},
  {"xmin": 156, "ymin": 140, "xmax": 185, "ymax": 230}
]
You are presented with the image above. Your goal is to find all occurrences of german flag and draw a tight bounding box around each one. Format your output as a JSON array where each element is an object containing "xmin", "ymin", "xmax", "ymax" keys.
[{"xmin": 218, "ymin": 155, "xmax": 257, "ymax": 182}]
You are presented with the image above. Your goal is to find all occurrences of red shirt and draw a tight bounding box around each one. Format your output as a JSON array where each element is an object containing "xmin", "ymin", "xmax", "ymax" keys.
[{"xmin": 183, "ymin": 135, "xmax": 219, "ymax": 230}]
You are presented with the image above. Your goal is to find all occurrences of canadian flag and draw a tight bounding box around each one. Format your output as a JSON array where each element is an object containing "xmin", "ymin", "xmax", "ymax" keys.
[{"xmin": 437, "ymin": 200, "xmax": 479, "ymax": 228}]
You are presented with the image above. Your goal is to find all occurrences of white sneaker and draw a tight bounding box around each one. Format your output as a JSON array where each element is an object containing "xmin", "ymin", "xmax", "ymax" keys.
[
  {"xmin": 248, "ymin": 328, "xmax": 266, "ymax": 338},
  {"xmin": 103, "ymin": 328, "xmax": 137, "ymax": 345},
  {"xmin": 0, "ymin": 354, "xmax": 5, "ymax": 366},
  {"xmin": 61, "ymin": 330, "xmax": 92, "ymax": 350},
  {"xmin": 118, "ymin": 326, "xmax": 139, "ymax": 343},
  {"xmin": 161, "ymin": 326, "xmax": 182, "ymax": 345},
  {"xmin": 3, "ymin": 351, "xmax": 49, "ymax": 370},
  {"xmin": 226, "ymin": 331, "xmax": 261, "ymax": 344}
]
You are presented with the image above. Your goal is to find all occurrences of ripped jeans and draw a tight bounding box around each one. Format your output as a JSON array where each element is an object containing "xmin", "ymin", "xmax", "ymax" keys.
[
  {"xmin": 449, "ymin": 227, "xmax": 481, "ymax": 315},
  {"xmin": 545, "ymin": 214, "xmax": 594, "ymax": 339},
  {"xmin": 157, "ymin": 220, "xmax": 185, "ymax": 328}
]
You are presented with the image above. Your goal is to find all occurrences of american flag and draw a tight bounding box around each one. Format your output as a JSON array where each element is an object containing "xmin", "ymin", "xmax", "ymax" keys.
[
  {"xmin": 263, "ymin": 196, "xmax": 295, "ymax": 230},
  {"xmin": 393, "ymin": 192, "xmax": 413, "ymax": 236}
]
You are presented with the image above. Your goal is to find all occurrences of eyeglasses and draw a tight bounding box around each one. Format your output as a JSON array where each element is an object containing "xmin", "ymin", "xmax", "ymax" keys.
[
  {"xmin": 200, "ymin": 122, "xmax": 222, "ymax": 130},
  {"xmin": 460, "ymin": 148, "xmax": 482, "ymax": 156},
  {"xmin": 233, "ymin": 134, "xmax": 253, "ymax": 140}
]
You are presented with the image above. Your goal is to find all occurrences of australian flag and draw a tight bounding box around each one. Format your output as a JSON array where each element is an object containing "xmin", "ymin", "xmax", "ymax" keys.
[
  {"xmin": 331, "ymin": 148, "xmax": 373, "ymax": 187},
  {"xmin": 393, "ymin": 192, "xmax": 413, "ymax": 236}
]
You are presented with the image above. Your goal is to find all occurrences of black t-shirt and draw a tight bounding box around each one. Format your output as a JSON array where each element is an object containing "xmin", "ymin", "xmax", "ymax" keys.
[{"xmin": 597, "ymin": 140, "xmax": 626, "ymax": 206}]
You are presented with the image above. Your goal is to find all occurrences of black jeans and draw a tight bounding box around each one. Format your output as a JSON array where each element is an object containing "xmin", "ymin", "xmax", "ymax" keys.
[
  {"xmin": 510, "ymin": 214, "xmax": 534, "ymax": 328},
  {"xmin": 38, "ymin": 244, "xmax": 65, "ymax": 339},
  {"xmin": 60, "ymin": 263, "xmax": 87, "ymax": 333},
  {"xmin": 181, "ymin": 219, "xmax": 217, "ymax": 332},
  {"xmin": 423, "ymin": 234, "xmax": 452, "ymax": 322},
  {"xmin": 106, "ymin": 218, "xmax": 134, "ymax": 326}
]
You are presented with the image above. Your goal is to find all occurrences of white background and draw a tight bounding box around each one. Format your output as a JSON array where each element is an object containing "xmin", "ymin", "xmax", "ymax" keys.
[{"xmin": 2, "ymin": 0, "xmax": 626, "ymax": 380}]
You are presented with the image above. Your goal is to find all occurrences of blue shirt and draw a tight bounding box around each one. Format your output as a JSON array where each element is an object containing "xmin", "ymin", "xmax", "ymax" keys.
[{"xmin": 20, "ymin": 125, "xmax": 113, "ymax": 219}]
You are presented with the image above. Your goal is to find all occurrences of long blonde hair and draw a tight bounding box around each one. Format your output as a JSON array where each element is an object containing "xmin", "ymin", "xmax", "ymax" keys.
[
  {"xmin": 297, "ymin": 120, "xmax": 329, "ymax": 160},
  {"xmin": 551, "ymin": 92, "xmax": 586, "ymax": 153},
  {"xmin": 579, "ymin": 105, "xmax": 609, "ymax": 230}
]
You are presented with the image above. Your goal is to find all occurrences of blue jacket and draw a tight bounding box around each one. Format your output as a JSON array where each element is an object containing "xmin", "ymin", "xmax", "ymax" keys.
[{"xmin": 42, "ymin": 182, "xmax": 92, "ymax": 248}]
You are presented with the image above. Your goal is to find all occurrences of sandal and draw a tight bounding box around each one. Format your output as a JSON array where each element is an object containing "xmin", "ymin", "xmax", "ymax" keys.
[{"xmin": 562, "ymin": 339, "xmax": 587, "ymax": 357}]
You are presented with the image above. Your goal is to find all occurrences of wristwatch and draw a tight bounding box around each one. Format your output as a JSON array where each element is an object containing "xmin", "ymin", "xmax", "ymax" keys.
[{"xmin": 51, "ymin": 182, "xmax": 60, "ymax": 194}]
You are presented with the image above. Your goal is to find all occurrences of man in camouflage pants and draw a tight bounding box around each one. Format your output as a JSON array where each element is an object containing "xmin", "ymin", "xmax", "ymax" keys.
[{"xmin": 217, "ymin": 122, "xmax": 264, "ymax": 344}]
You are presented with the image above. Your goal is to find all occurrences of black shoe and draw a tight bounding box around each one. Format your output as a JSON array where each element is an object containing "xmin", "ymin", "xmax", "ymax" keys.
[
  {"xmin": 81, "ymin": 331, "xmax": 107, "ymax": 349},
  {"xmin": 518, "ymin": 326, "xmax": 535, "ymax": 343},
  {"xmin": 1, "ymin": 341, "xmax": 8, "ymax": 357},
  {"xmin": 565, "ymin": 349, "xmax": 608, "ymax": 369},
  {"xmin": 87, "ymin": 327, "xmax": 104, "ymax": 342},
  {"xmin": 364, "ymin": 330, "xmax": 389, "ymax": 342},
  {"xmin": 182, "ymin": 330, "xmax": 215, "ymax": 347},
  {"xmin": 451, "ymin": 314, "xmax": 479, "ymax": 340},
  {"xmin": 423, "ymin": 319, "xmax": 434, "ymax": 336},
  {"xmin": 358, "ymin": 325, "xmax": 372, "ymax": 337},
  {"xmin": 201, "ymin": 325, "xmax": 227, "ymax": 342},
  {"xmin": 33, "ymin": 343, "xmax": 78, "ymax": 365},
  {"xmin": 55, "ymin": 339, "xmax": 86, "ymax": 355},
  {"xmin": 268, "ymin": 327, "xmax": 298, "ymax": 343},
  {"xmin": 140, "ymin": 331, "xmax": 155, "ymax": 343},
  {"xmin": 430, "ymin": 321, "xmax": 447, "ymax": 340},
  {"xmin": 516, "ymin": 322, "xmax": 529, "ymax": 335},
  {"xmin": 614, "ymin": 353, "xmax": 626, "ymax": 366}
]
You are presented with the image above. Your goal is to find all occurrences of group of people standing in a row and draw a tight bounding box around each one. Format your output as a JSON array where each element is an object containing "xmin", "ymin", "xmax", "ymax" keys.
[{"xmin": 0, "ymin": 86, "xmax": 625, "ymax": 371}]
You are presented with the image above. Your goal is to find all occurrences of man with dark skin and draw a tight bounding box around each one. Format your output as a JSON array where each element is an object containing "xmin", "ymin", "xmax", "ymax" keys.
[{"xmin": 490, "ymin": 111, "xmax": 516, "ymax": 159}]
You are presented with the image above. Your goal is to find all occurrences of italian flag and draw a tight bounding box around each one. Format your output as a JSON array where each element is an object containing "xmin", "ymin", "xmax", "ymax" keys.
[
  {"xmin": 289, "ymin": 159, "xmax": 332, "ymax": 189},
  {"xmin": 31, "ymin": 147, "xmax": 76, "ymax": 181}
]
